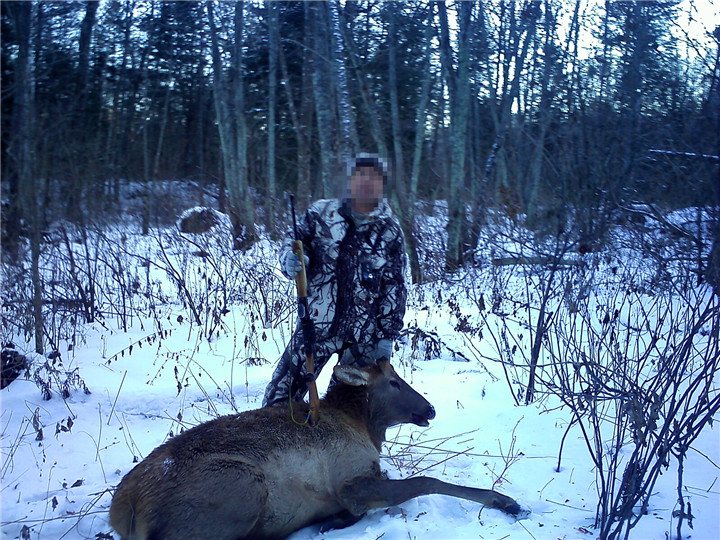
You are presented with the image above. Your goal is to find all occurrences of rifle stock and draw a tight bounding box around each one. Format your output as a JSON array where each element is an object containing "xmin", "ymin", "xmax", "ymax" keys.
[{"xmin": 292, "ymin": 240, "xmax": 309, "ymax": 299}]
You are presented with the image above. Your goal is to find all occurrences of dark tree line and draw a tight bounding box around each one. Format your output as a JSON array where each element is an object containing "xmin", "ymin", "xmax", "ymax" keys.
[{"xmin": 2, "ymin": 0, "xmax": 718, "ymax": 280}]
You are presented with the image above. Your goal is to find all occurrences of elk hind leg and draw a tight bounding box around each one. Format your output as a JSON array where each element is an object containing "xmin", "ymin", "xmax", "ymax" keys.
[{"xmin": 159, "ymin": 459, "xmax": 269, "ymax": 539}]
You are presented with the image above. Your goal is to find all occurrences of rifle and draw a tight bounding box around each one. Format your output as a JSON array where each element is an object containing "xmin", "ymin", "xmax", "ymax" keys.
[{"xmin": 289, "ymin": 194, "xmax": 320, "ymax": 425}]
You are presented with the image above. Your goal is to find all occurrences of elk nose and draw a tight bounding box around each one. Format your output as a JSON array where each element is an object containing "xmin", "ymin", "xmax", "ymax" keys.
[{"xmin": 426, "ymin": 404, "xmax": 436, "ymax": 420}]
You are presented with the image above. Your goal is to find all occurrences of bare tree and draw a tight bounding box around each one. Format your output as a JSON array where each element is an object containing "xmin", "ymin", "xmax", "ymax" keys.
[
  {"xmin": 274, "ymin": 3, "xmax": 314, "ymax": 209},
  {"xmin": 524, "ymin": 0, "xmax": 558, "ymax": 223},
  {"xmin": 547, "ymin": 291, "xmax": 720, "ymax": 540},
  {"xmin": 340, "ymin": 5, "xmax": 388, "ymax": 158},
  {"xmin": 266, "ymin": 2, "xmax": 279, "ymax": 236},
  {"xmin": 330, "ymin": 0, "xmax": 357, "ymax": 161},
  {"xmin": 703, "ymin": 26, "xmax": 720, "ymax": 294},
  {"xmin": 439, "ymin": 1, "xmax": 472, "ymax": 273},
  {"xmin": 309, "ymin": 1, "xmax": 335, "ymax": 198},
  {"xmin": 487, "ymin": 1, "xmax": 541, "ymax": 205},
  {"xmin": 387, "ymin": 2, "xmax": 434, "ymax": 284},
  {"xmin": 207, "ymin": 2, "xmax": 256, "ymax": 249},
  {"xmin": 5, "ymin": 2, "xmax": 43, "ymax": 353}
]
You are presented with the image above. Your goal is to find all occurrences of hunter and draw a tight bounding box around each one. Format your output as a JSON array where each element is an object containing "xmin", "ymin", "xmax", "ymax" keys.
[{"xmin": 263, "ymin": 154, "xmax": 408, "ymax": 407}]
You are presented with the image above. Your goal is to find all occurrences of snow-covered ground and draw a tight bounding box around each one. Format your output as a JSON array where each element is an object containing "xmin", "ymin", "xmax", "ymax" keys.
[{"xmin": 1, "ymin": 204, "xmax": 718, "ymax": 540}]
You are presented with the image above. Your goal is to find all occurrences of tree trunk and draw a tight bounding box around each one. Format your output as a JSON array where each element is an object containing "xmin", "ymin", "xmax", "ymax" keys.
[
  {"xmin": 230, "ymin": 3, "xmax": 255, "ymax": 249},
  {"xmin": 388, "ymin": 3, "xmax": 405, "ymax": 207},
  {"xmin": 310, "ymin": 2, "xmax": 335, "ymax": 197},
  {"xmin": 331, "ymin": 1, "xmax": 357, "ymax": 161},
  {"xmin": 8, "ymin": 2, "xmax": 43, "ymax": 352},
  {"xmin": 105, "ymin": 2, "xmax": 133, "ymax": 198},
  {"xmin": 266, "ymin": 2, "xmax": 279, "ymax": 237},
  {"xmin": 298, "ymin": 18, "xmax": 314, "ymax": 207},
  {"xmin": 78, "ymin": 1, "xmax": 99, "ymax": 99},
  {"xmin": 706, "ymin": 29, "xmax": 720, "ymax": 295},
  {"xmin": 388, "ymin": 2, "xmax": 430, "ymax": 284},
  {"xmin": 276, "ymin": 6, "xmax": 313, "ymax": 210},
  {"xmin": 564, "ymin": 0, "xmax": 582, "ymax": 114},
  {"xmin": 525, "ymin": 1, "xmax": 554, "ymax": 224},
  {"xmin": 340, "ymin": 8, "xmax": 387, "ymax": 158},
  {"xmin": 208, "ymin": 2, "xmax": 256, "ymax": 249},
  {"xmin": 440, "ymin": 2, "xmax": 472, "ymax": 273},
  {"xmin": 467, "ymin": 0, "xmax": 541, "ymax": 255},
  {"xmin": 68, "ymin": 0, "xmax": 99, "ymax": 225}
]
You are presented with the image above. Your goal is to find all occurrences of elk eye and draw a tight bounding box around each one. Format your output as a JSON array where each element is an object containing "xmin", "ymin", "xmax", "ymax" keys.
[{"xmin": 390, "ymin": 380, "xmax": 400, "ymax": 389}]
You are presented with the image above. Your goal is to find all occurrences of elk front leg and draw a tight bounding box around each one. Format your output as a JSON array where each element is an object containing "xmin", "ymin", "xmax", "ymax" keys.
[{"xmin": 339, "ymin": 475, "xmax": 523, "ymax": 517}]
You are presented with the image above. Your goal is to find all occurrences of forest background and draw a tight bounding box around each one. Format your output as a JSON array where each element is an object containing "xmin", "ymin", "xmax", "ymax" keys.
[{"xmin": 2, "ymin": 0, "xmax": 718, "ymax": 285}]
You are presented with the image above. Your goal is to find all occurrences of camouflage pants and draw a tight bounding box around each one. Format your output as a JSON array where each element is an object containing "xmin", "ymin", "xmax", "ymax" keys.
[{"xmin": 262, "ymin": 329, "xmax": 377, "ymax": 407}]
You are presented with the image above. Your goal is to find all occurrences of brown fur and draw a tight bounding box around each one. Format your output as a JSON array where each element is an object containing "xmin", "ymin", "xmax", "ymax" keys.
[{"xmin": 109, "ymin": 361, "xmax": 522, "ymax": 539}]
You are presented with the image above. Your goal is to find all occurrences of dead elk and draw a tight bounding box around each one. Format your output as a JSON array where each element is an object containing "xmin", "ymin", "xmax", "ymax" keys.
[{"xmin": 109, "ymin": 361, "xmax": 523, "ymax": 539}]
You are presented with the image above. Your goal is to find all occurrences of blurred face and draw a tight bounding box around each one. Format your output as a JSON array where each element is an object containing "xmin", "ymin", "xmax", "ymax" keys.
[{"xmin": 350, "ymin": 166, "xmax": 384, "ymax": 213}]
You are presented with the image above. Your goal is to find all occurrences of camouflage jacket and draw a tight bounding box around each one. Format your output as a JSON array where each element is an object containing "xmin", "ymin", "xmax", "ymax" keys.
[{"xmin": 282, "ymin": 198, "xmax": 407, "ymax": 347}]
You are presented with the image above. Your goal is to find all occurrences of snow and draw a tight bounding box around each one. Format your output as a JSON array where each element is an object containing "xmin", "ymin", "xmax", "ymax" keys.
[{"xmin": 1, "ymin": 206, "xmax": 719, "ymax": 540}]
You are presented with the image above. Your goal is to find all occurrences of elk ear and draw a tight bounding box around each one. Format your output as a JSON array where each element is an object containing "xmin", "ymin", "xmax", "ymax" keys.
[
  {"xmin": 376, "ymin": 359, "xmax": 394, "ymax": 375},
  {"xmin": 333, "ymin": 365, "xmax": 371, "ymax": 387}
]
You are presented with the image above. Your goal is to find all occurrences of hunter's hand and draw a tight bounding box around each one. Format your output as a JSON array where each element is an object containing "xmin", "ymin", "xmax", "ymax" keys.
[{"xmin": 283, "ymin": 250, "xmax": 309, "ymax": 278}]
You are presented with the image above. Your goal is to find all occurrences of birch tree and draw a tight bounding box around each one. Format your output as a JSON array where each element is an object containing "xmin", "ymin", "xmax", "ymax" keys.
[{"xmin": 330, "ymin": 0, "xmax": 357, "ymax": 162}]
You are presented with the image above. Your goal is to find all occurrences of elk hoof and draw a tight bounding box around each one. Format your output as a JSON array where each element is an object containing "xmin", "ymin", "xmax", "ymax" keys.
[
  {"xmin": 505, "ymin": 501, "xmax": 531, "ymax": 519},
  {"xmin": 491, "ymin": 492, "xmax": 529, "ymax": 518}
]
